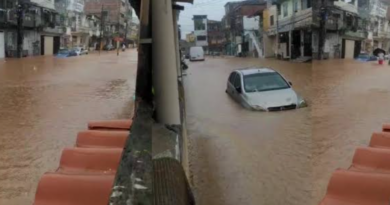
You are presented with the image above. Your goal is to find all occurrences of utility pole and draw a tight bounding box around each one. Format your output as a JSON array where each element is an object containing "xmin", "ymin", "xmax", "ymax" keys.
[
  {"xmin": 117, "ymin": 0, "xmax": 121, "ymax": 56},
  {"xmin": 16, "ymin": 1, "xmax": 25, "ymax": 58},
  {"xmin": 318, "ymin": 0, "xmax": 327, "ymax": 60},
  {"xmin": 99, "ymin": 5, "xmax": 104, "ymax": 55}
]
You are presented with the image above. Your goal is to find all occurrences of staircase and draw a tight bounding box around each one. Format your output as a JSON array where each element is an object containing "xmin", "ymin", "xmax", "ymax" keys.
[{"xmin": 246, "ymin": 30, "xmax": 262, "ymax": 58}]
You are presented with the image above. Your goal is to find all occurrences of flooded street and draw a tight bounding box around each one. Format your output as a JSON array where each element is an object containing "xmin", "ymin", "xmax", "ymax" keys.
[
  {"xmin": 184, "ymin": 57, "xmax": 313, "ymax": 205},
  {"xmin": 312, "ymin": 60, "xmax": 390, "ymax": 204},
  {"xmin": 0, "ymin": 51, "xmax": 137, "ymax": 205},
  {"xmin": 185, "ymin": 57, "xmax": 390, "ymax": 205},
  {"xmin": 2, "ymin": 51, "xmax": 390, "ymax": 205}
]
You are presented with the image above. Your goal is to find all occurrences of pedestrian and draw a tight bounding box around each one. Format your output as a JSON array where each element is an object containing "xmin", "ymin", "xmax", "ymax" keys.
[{"xmin": 378, "ymin": 52, "xmax": 384, "ymax": 65}]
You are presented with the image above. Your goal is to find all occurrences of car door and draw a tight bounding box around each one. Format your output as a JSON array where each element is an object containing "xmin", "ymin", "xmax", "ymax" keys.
[
  {"xmin": 227, "ymin": 71, "xmax": 238, "ymax": 95},
  {"xmin": 227, "ymin": 72, "xmax": 237, "ymax": 94},
  {"xmin": 233, "ymin": 73, "xmax": 243, "ymax": 102}
]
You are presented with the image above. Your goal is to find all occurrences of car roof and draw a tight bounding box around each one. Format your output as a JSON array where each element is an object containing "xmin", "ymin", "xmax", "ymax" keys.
[{"xmin": 236, "ymin": 67, "xmax": 276, "ymax": 76}]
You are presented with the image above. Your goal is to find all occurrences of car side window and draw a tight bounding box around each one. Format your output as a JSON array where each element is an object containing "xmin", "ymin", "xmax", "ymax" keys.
[
  {"xmin": 234, "ymin": 74, "xmax": 241, "ymax": 88},
  {"xmin": 228, "ymin": 72, "xmax": 236, "ymax": 84}
]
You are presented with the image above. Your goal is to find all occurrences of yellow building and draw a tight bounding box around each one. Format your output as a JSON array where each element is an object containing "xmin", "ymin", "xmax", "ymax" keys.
[{"xmin": 186, "ymin": 32, "xmax": 196, "ymax": 43}]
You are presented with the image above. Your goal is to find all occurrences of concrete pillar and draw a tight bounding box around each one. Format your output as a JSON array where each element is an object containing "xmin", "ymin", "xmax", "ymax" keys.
[
  {"xmin": 300, "ymin": 30, "xmax": 304, "ymax": 57},
  {"xmin": 288, "ymin": 30, "xmax": 292, "ymax": 59},
  {"xmin": 152, "ymin": 0, "xmax": 181, "ymax": 125},
  {"xmin": 173, "ymin": 9, "xmax": 181, "ymax": 78}
]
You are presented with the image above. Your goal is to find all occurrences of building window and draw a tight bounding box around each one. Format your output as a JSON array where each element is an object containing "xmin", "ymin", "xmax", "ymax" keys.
[
  {"xmin": 307, "ymin": 0, "xmax": 311, "ymax": 8},
  {"xmin": 277, "ymin": 4, "xmax": 281, "ymax": 15},
  {"xmin": 197, "ymin": 35, "xmax": 207, "ymax": 41},
  {"xmin": 283, "ymin": 3, "xmax": 288, "ymax": 17},
  {"xmin": 6, "ymin": 0, "xmax": 13, "ymax": 9},
  {"xmin": 194, "ymin": 20, "xmax": 206, "ymax": 30},
  {"xmin": 270, "ymin": 15, "xmax": 274, "ymax": 26},
  {"xmin": 293, "ymin": 0, "xmax": 298, "ymax": 12}
]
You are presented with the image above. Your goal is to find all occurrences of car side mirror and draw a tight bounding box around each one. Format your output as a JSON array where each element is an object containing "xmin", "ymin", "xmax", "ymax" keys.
[
  {"xmin": 236, "ymin": 86, "xmax": 242, "ymax": 93},
  {"xmin": 289, "ymin": 81, "xmax": 293, "ymax": 86}
]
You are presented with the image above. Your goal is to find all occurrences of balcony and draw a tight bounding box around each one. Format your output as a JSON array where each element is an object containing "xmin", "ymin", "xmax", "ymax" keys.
[
  {"xmin": 278, "ymin": 8, "xmax": 312, "ymax": 32},
  {"xmin": 72, "ymin": 26, "xmax": 90, "ymax": 35},
  {"xmin": 373, "ymin": 31, "xmax": 390, "ymax": 40},
  {"xmin": 43, "ymin": 26, "xmax": 65, "ymax": 35},
  {"xmin": 344, "ymin": 30, "xmax": 366, "ymax": 39}
]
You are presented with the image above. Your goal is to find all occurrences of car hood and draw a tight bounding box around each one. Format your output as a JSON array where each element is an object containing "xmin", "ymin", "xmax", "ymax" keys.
[{"xmin": 244, "ymin": 88, "xmax": 298, "ymax": 108}]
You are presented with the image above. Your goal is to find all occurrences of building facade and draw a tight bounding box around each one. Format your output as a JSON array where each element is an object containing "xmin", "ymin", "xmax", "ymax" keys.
[
  {"xmin": 207, "ymin": 20, "xmax": 225, "ymax": 54},
  {"xmin": 222, "ymin": 0, "xmax": 265, "ymax": 56},
  {"xmin": 85, "ymin": 0, "xmax": 133, "ymax": 48},
  {"xmin": 0, "ymin": 0, "xmax": 61, "ymax": 58},
  {"xmin": 274, "ymin": 0, "xmax": 312, "ymax": 60},
  {"xmin": 359, "ymin": 0, "xmax": 390, "ymax": 54},
  {"xmin": 193, "ymin": 15, "xmax": 208, "ymax": 49}
]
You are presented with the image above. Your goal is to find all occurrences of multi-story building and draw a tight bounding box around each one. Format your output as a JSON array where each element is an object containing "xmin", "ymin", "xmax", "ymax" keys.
[
  {"xmin": 0, "ymin": 0, "xmax": 61, "ymax": 58},
  {"xmin": 85, "ymin": 0, "xmax": 133, "ymax": 48},
  {"xmin": 314, "ymin": 0, "xmax": 366, "ymax": 59},
  {"xmin": 359, "ymin": 0, "xmax": 390, "ymax": 54},
  {"xmin": 193, "ymin": 15, "xmax": 208, "ymax": 49},
  {"xmin": 261, "ymin": 0, "xmax": 278, "ymax": 57},
  {"xmin": 207, "ymin": 20, "xmax": 225, "ymax": 54},
  {"xmin": 273, "ymin": 0, "xmax": 312, "ymax": 60},
  {"xmin": 222, "ymin": 0, "xmax": 265, "ymax": 56}
]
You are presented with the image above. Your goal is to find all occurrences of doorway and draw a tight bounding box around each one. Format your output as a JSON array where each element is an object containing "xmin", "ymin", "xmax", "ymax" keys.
[
  {"xmin": 303, "ymin": 30, "xmax": 312, "ymax": 56},
  {"xmin": 291, "ymin": 30, "xmax": 301, "ymax": 59},
  {"xmin": 54, "ymin": 36, "xmax": 60, "ymax": 54},
  {"xmin": 41, "ymin": 35, "xmax": 45, "ymax": 55},
  {"xmin": 354, "ymin": 40, "xmax": 361, "ymax": 58}
]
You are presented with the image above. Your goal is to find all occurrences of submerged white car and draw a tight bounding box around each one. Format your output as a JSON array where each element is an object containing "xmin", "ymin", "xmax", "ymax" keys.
[
  {"xmin": 226, "ymin": 67, "xmax": 307, "ymax": 111},
  {"xmin": 74, "ymin": 47, "xmax": 89, "ymax": 56}
]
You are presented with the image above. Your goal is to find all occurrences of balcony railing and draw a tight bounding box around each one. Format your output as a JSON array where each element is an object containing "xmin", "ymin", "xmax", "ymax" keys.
[
  {"xmin": 344, "ymin": 30, "xmax": 366, "ymax": 39},
  {"xmin": 278, "ymin": 8, "xmax": 312, "ymax": 31}
]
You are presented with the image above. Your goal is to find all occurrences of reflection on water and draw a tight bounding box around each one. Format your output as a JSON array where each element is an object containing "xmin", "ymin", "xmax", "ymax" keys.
[{"xmin": 0, "ymin": 51, "xmax": 137, "ymax": 205}]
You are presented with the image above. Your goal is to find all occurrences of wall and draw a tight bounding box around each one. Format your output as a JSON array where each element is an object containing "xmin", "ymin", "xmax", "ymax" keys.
[
  {"xmin": 370, "ymin": 0, "xmax": 387, "ymax": 18},
  {"xmin": 243, "ymin": 16, "xmax": 259, "ymax": 30},
  {"xmin": 324, "ymin": 32, "xmax": 341, "ymax": 59},
  {"xmin": 85, "ymin": 0, "xmax": 121, "ymax": 24},
  {"xmin": 68, "ymin": 0, "xmax": 85, "ymax": 13},
  {"xmin": 23, "ymin": 31, "xmax": 40, "ymax": 56},
  {"xmin": 263, "ymin": 35, "xmax": 276, "ymax": 57},
  {"xmin": 263, "ymin": 8, "xmax": 270, "ymax": 31},
  {"xmin": 0, "ymin": 32, "xmax": 4, "ymax": 59},
  {"xmin": 30, "ymin": 0, "xmax": 55, "ymax": 10},
  {"xmin": 264, "ymin": 5, "xmax": 277, "ymax": 32},
  {"xmin": 279, "ymin": 0, "xmax": 293, "ymax": 20}
]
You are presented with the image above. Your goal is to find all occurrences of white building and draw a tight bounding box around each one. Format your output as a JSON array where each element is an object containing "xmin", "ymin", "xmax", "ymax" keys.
[
  {"xmin": 193, "ymin": 15, "xmax": 208, "ymax": 48},
  {"xmin": 360, "ymin": 0, "xmax": 390, "ymax": 54}
]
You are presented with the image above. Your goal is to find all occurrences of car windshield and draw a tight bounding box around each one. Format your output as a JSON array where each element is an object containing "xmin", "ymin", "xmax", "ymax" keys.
[{"xmin": 243, "ymin": 72, "xmax": 290, "ymax": 93}]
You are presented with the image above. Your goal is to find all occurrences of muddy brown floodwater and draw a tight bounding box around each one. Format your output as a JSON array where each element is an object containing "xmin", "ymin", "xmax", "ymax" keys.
[
  {"xmin": 184, "ymin": 57, "xmax": 313, "ymax": 205},
  {"xmin": 312, "ymin": 60, "xmax": 390, "ymax": 204},
  {"xmin": 0, "ymin": 50, "xmax": 137, "ymax": 205},
  {"xmin": 185, "ymin": 57, "xmax": 390, "ymax": 205}
]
